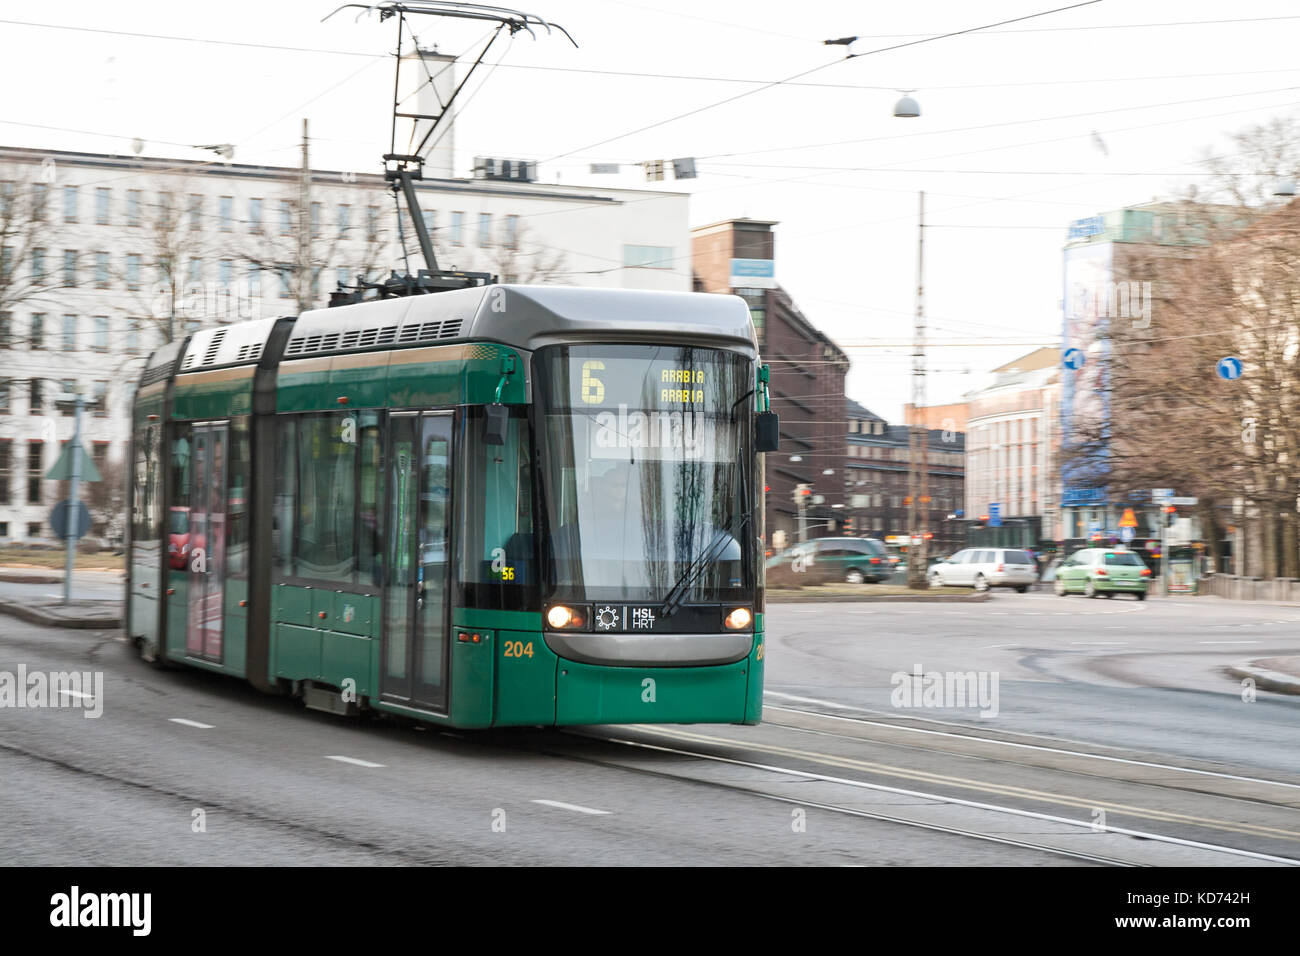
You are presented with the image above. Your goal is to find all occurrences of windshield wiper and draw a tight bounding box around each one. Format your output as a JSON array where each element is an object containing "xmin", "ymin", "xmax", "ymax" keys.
[{"xmin": 659, "ymin": 512, "xmax": 751, "ymax": 618}]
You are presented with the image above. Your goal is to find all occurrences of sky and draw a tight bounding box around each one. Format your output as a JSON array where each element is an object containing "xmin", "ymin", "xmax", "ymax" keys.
[{"xmin": 3, "ymin": 0, "xmax": 1298, "ymax": 420}]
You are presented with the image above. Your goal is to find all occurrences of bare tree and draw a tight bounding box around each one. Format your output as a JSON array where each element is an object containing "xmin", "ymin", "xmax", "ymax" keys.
[
  {"xmin": 480, "ymin": 220, "xmax": 569, "ymax": 284},
  {"xmin": 1063, "ymin": 114, "xmax": 1300, "ymax": 577},
  {"xmin": 0, "ymin": 163, "xmax": 58, "ymax": 319}
]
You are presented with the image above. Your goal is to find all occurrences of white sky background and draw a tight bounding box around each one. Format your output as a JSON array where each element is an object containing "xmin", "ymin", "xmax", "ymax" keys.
[{"xmin": 2, "ymin": 0, "xmax": 1298, "ymax": 421}]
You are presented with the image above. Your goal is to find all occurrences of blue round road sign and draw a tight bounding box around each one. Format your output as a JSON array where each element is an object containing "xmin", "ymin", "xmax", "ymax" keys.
[
  {"xmin": 50, "ymin": 499, "xmax": 91, "ymax": 540},
  {"xmin": 1216, "ymin": 356, "xmax": 1243, "ymax": 380},
  {"xmin": 1063, "ymin": 348, "xmax": 1086, "ymax": 370}
]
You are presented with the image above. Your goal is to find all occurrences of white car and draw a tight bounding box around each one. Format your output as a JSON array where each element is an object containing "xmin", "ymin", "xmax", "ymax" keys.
[{"xmin": 928, "ymin": 548, "xmax": 1039, "ymax": 592}]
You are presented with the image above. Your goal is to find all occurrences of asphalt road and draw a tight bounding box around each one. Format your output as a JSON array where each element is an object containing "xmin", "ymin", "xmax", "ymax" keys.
[{"xmin": 3, "ymin": 590, "xmax": 1299, "ymax": 866}]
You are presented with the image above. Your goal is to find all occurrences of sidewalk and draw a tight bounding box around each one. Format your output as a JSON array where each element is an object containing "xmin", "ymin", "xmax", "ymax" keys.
[
  {"xmin": 0, "ymin": 596, "xmax": 122, "ymax": 629},
  {"xmin": 1226, "ymin": 656, "xmax": 1300, "ymax": 696}
]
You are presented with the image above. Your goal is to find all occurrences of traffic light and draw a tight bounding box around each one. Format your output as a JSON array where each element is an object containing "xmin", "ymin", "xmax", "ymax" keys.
[
  {"xmin": 1163, "ymin": 505, "xmax": 1177, "ymax": 525},
  {"xmin": 792, "ymin": 483, "xmax": 812, "ymax": 505}
]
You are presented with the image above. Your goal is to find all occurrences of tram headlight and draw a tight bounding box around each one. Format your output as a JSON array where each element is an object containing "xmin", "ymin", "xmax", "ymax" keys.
[
  {"xmin": 546, "ymin": 604, "xmax": 590, "ymax": 630},
  {"xmin": 724, "ymin": 607, "xmax": 753, "ymax": 631}
]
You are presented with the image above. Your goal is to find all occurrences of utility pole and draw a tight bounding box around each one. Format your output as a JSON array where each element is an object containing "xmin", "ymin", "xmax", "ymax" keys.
[
  {"xmin": 907, "ymin": 191, "xmax": 928, "ymax": 588},
  {"xmin": 297, "ymin": 117, "xmax": 312, "ymax": 310},
  {"xmin": 63, "ymin": 393, "xmax": 84, "ymax": 606}
]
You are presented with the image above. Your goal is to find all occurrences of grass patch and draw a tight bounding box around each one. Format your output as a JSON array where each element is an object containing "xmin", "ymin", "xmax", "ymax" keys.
[{"xmin": 0, "ymin": 547, "xmax": 125, "ymax": 570}]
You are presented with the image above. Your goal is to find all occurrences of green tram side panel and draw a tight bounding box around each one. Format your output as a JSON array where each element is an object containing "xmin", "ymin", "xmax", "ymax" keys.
[
  {"xmin": 270, "ymin": 584, "xmax": 381, "ymax": 697},
  {"xmin": 455, "ymin": 609, "xmax": 553, "ymax": 727},
  {"xmin": 744, "ymin": 617, "xmax": 765, "ymax": 726},
  {"xmin": 276, "ymin": 343, "xmax": 526, "ymax": 413}
]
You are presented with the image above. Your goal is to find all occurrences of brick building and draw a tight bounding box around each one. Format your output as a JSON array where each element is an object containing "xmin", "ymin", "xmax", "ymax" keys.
[{"xmin": 692, "ymin": 219, "xmax": 849, "ymax": 550}]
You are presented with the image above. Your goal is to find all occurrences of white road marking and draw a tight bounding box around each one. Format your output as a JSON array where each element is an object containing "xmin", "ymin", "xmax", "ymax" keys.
[
  {"xmin": 168, "ymin": 717, "xmax": 213, "ymax": 729},
  {"xmin": 58, "ymin": 690, "xmax": 95, "ymax": 701},
  {"xmin": 531, "ymin": 799, "xmax": 610, "ymax": 815},
  {"xmin": 981, "ymin": 643, "xmax": 1018, "ymax": 649},
  {"xmin": 325, "ymin": 755, "xmax": 385, "ymax": 768},
  {"xmin": 1071, "ymin": 641, "xmax": 1127, "ymax": 645},
  {"xmin": 1199, "ymin": 640, "xmax": 1259, "ymax": 645}
]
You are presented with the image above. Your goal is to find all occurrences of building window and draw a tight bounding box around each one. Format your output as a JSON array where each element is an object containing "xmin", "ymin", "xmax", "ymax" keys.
[
  {"xmin": 249, "ymin": 197, "xmax": 263, "ymax": 233},
  {"xmin": 422, "ymin": 210, "xmax": 435, "ymax": 237},
  {"xmin": 279, "ymin": 200, "xmax": 293, "ymax": 235},
  {"xmin": 623, "ymin": 245, "xmax": 674, "ymax": 269},
  {"xmin": 32, "ymin": 183, "xmax": 46, "ymax": 221},
  {"xmin": 337, "ymin": 203, "xmax": 351, "ymax": 235},
  {"xmin": 95, "ymin": 251, "xmax": 110, "ymax": 289},
  {"xmin": 278, "ymin": 264, "xmax": 293, "ymax": 298},
  {"xmin": 311, "ymin": 202, "xmax": 321, "ymax": 238},
  {"xmin": 450, "ymin": 211, "xmax": 463, "ymax": 245},
  {"xmin": 62, "ymin": 250, "xmax": 77, "ymax": 287},
  {"xmin": 93, "ymin": 316, "xmax": 109, "ymax": 352},
  {"xmin": 188, "ymin": 193, "xmax": 203, "ymax": 231},
  {"xmin": 31, "ymin": 247, "xmax": 45, "ymax": 282},
  {"xmin": 62, "ymin": 314, "xmax": 76, "ymax": 350},
  {"xmin": 27, "ymin": 442, "xmax": 42, "ymax": 504},
  {"xmin": 0, "ymin": 379, "xmax": 9, "ymax": 414},
  {"xmin": 92, "ymin": 381, "xmax": 108, "ymax": 417},
  {"xmin": 95, "ymin": 187, "xmax": 110, "ymax": 225},
  {"xmin": 504, "ymin": 214, "xmax": 519, "ymax": 249},
  {"xmin": 126, "ymin": 189, "xmax": 141, "ymax": 227},
  {"xmin": 0, "ymin": 441, "xmax": 9, "ymax": 504},
  {"xmin": 218, "ymin": 259, "xmax": 233, "ymax": 289},
  {"xmin": 30, "ymin": 313, "xmax": 45, "ymax": 350},
  {"xmin": 59, "ymin": 379, "xmax": 75, "ymax": 415},
  {"xmin": 478, "ymin": 212, "xmax": 491, "ymax": 247},
  {"xmin": 92, "ymin": 442, "xmax": 109, "ymax": 474},
  {"xmin": 126, "ymin": 253, "xmax": 142, "ymax": 290},
  {"xmin": 218, "ymin": 195, "xmax": 233, "ymax": 232},
  {"xmin": 366, "ymin": 205, "xmax": 379, "ymax": 240},
  {"xmin": 63, "ymin": 185, "xmax": 78, "ymax": 223},
  {"xmin": 26, "ymin": 522, "xmax": 40, "ymax": 538},
  {"xmin": 0, "ymin": 312, "xmax": 10, "ymax": 348},
  {"xmin": 248, "ymin": 264, "xmax": 261, "ymax": 297},
  {"xmin": 187, "ymin": 258, "xmax": 202, "ymax": 288},
  {"xmin": 336, "ymin": 266, "xmax": 349, "ymax": 289},
  {"xmin": 126, "ymin": 320, "xmax": 140, "ymax": 354}
]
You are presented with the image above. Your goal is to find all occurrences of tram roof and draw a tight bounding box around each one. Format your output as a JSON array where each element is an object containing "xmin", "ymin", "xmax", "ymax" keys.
[
  {"xmin": 284, "ymin": 285, "xmax": 759, "ymax": 361},
  {"xmin": 165, "ymin": 285, "xmax": 758, "ymax": 380}
]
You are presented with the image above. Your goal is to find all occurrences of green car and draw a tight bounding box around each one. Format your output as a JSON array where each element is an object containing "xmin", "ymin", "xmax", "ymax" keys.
[{"xmin": 1054, "ymin": 547, "xmax": 1151, "ymax": 599}]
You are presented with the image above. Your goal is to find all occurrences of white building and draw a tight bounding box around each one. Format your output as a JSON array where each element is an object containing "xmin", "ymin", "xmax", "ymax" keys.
[
  {"xmin": 963, "ymin": 348, "xmax": 1061, "ymax": 541},
  {"xmin": 0, "ymin": 144, "xmax": 690, "ymax": 542}
]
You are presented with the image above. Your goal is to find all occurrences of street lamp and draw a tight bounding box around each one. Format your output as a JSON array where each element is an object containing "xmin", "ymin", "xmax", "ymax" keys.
[{"xmin": 893, "ymin": 92, "xmax": 921, "ymax": 118}]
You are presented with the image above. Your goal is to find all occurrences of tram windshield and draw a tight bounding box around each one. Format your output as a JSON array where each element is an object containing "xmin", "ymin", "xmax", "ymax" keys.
[{"xmin": 536, "ymin": 344, "xmax": 755, "ymax": 604}]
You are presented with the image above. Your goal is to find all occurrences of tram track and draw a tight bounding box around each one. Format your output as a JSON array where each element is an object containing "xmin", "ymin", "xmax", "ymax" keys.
[{"xmin": 538, "ymin": 717, "xmax": 1300, "ymax": 867}]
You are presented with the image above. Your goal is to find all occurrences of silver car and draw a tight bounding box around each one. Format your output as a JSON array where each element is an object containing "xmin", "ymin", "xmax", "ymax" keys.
[{"xmin": 928, "ymin": 548, "xmax": 1039, "ymax": 592}]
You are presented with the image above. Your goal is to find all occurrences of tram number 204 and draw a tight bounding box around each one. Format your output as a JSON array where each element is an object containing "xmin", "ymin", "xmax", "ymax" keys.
[{"xmin": 503, "ymin": 641, "xmax": 535, "ymax": 659}]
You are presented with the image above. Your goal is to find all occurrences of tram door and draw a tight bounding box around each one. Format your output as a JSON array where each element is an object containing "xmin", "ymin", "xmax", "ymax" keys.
[
  {"xmin": 382, "ymin": 412, "xmax": 453, "ymax": 711},
  {"xmin": 185, "ymin": 422, "xmax": 228, "ymax": 662}
]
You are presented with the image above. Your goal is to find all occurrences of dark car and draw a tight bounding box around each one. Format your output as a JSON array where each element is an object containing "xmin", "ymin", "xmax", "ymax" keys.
[{"xmin": 766, "ymin": 536, "xmax": 892, "ymax": 584}]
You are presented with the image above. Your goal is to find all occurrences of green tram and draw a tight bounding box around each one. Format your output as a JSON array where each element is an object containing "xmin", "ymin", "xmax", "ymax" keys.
[{"xmin": 126, "ymin": 285, "xmax": 773, "ymax": 728}]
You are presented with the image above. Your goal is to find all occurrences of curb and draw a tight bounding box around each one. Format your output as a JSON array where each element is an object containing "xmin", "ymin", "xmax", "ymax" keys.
[
  {"xmin": 0, "ymin": 599, "xmax": 122, "ymax": 629},
  {"xmin": 767, "ymin": 591, "xmax": 991, "ymax": 604},
  {"xmin": 1225, "ymin": 661, "xmax": 1300, "ymax": 696}
]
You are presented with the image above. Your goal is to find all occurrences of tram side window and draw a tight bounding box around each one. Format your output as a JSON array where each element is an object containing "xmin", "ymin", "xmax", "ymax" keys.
[
  {"xmin": 295, "ymin": 413, "xmax": 356, "ymax": 583},
  {"xmin": 460, "ymin": 408, "xmax": 534, "ymax": 590},
  {"xmin": 226, "ymin": 419, "xmax": 250, "ymax": 577},
  {"xmin": 131, "ymin": 423, "xmax": 162, "ymax": 541},
  {"xmin": 357, "ymin": 411, "xmax": 383, "ymax": 587},
  {"xmin": 272, "ymin": 418, "xmax": 295, "ymax": 575},
  {"xmin": 169, "ymin": 424, "xmax": 192, "ymax": 558}
]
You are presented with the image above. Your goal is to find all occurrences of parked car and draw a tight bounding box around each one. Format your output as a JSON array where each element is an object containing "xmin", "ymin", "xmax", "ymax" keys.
[
  {"xmin": 1054, "ymin": 547, "xmax": 1150, "ymax": 599},
  {"xmin": 765, "ymin": 536, "xmax": 893, "ymax": 583},
  {"xmin": 927, "ymin": 547, "xmax": 1039, "ymax": 592}
]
